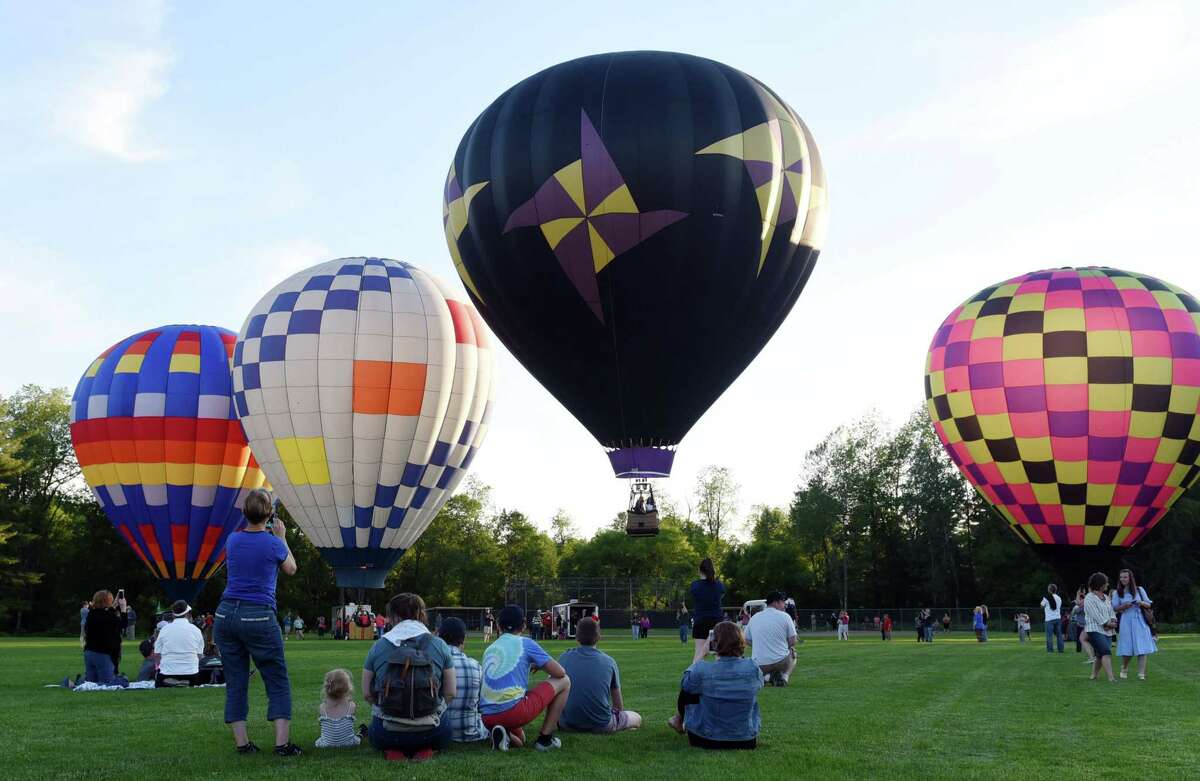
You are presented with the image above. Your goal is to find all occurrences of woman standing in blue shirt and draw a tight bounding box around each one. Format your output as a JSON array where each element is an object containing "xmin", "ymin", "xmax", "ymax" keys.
[
  {"xmin": 667, "ymin": 621, "xmax": 761, "ymax": 750},
  {"xmin": 688, "ymin": 559, "xmax": 726, "ymax": 664},
  {"xmin": 213, "ymin": 489, "xmax": 300, "ymax": 757}
]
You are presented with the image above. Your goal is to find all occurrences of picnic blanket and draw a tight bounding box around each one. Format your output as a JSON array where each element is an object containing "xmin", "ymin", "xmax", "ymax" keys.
[{"xmin": 44, "ymin": 681, "xmax": 226, "ymax": 692}]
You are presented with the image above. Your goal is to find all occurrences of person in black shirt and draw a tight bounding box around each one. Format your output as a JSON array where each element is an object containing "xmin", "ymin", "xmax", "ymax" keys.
[{"xmin": 83, "ymin": 589, "xmax": 129, "ymax": 685}]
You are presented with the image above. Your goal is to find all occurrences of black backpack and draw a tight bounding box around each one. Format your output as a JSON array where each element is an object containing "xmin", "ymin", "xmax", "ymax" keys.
[{"xmin": 378, "ymin": 634, "xmax": 441, "ymax": 721}]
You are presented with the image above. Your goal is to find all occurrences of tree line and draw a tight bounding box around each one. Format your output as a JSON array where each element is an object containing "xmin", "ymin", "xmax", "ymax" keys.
[{"xmin": 3, "ymin": 385, "xmax": 1199, "ymax": 634}]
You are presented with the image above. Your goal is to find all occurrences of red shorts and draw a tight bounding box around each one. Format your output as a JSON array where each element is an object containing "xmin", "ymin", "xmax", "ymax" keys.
[{"xmin": 481, "ymin": 681, "xmax": 556, "ymax": 731}]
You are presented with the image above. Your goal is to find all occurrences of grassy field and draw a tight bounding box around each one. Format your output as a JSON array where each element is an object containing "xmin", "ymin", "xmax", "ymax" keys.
[{"xmin": 8, "ymin": 630, "xmax": 1200, "ymax": 780}]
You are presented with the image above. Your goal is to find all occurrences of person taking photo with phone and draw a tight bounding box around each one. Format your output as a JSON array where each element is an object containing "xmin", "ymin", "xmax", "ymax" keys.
[
  {"xmin": 83, "ymin": 589, "xmax": 129, "ymax": 685},
  {"xmin": 213, "ymin": 489, "xmax": 301, "ymax": 757}
]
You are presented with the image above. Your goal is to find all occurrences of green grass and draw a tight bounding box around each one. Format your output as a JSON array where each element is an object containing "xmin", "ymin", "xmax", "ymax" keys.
[{"xmin": 7, "ymin": 631, "xmax": 1200, "ymax": 780}]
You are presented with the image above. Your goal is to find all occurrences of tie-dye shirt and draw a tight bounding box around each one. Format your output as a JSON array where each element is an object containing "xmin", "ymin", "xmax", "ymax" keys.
[{"xmin": 479, "ymin": 633, "xmax": 551, "ymax": 715}]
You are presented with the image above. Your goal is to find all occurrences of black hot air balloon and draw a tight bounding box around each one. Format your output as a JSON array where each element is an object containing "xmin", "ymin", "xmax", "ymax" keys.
[{"xmin": 444, "ymin": 51, "xmax": 828, "ymax": 485}]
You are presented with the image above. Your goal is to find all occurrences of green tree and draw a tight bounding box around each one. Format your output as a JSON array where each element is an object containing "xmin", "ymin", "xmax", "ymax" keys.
[{"xmin": 0, "ymin": 386, "xmax": 81, "ymax": 631}]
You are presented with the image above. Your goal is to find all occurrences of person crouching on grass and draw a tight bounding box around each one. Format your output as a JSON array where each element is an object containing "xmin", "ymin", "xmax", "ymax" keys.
[
  {"xmin": 745, "ymin": 591, "xmax": 797, "ymax": 687},
  {"xmin": 479, "ymin": 605, "xmax": 571, "ymax": 751},
  {"xmin": 557, "ymin": 618, "xmax": 642, "ymax": 734},
  {"xmin": 667, "ymin": 621, "xmax": 762, "ymax": 750}
]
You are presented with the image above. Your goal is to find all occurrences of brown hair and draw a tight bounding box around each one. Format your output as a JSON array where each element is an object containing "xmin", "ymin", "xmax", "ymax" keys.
[
  {"xmin": 712, "ymin": 620, "xmax": 745, "ymax": 658},
  {"xmin": 1115, "ymin": 568, "xmax": 1139, "ymax": 599},
  {"xmin": 91, "ymin": 590, "xmax": 113, "ymax": 609},
  {"xmin": 1088, "ymin": 572, "xmax": 1109, "ymax": 592},
  {"xmin": 387, "ymin": 593, "xmax": 427, "ymax": 624},
  {"xmin": 242, "ymin": 488, "xmax": 273, "ymax": 524},
  {"xmin": 322, "ymin": 668, "xmax": 353, "ymax": 703},
  {"xmin": 576, "ymin": 617, "xmax": 599, "ymax": 646},
  {"xmin": 699, "ymin": 558, "xmax": 716, "ymax": 583}
]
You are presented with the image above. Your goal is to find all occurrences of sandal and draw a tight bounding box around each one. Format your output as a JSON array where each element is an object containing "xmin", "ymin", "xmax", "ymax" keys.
[{"xmin": 236, "ymin": 742, "xmax": 261, "ymax": 754}]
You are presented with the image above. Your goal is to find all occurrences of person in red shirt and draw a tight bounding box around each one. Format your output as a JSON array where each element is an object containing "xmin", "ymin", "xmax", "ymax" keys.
[
  {"xmin": 837, "ymin": 611, "xmax": 850, "ymax": 641},
  {"xmin": 374, "ymin": 613, "xmax": 386, "ymax": 639},
  {"xmin": 542, "ymin": 611, "xmax": 552, "ymax": 640},
  {"xmin": 881, "ymin": 614, "xmax": 893, "ymax": 641}
]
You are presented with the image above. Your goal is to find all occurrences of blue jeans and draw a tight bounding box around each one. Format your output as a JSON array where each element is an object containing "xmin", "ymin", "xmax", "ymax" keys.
[
  {"xmin": 214, "ymin": 599, "xmax": 292, "ymax": 723},
  {"xmin": 680, "ymin": 624, "xmax": 689, "ymax": 643},
  {"xmin": 368, "ymin": 716, "xmax": 451, "ymax": 755},
  {"xmin": 83, "ymin": 650, "xmax": 124, "ymax": 685},
  {"xmin": 1045, "ymin": 618, "xmax": 1064, "ymax": 653},
  {"xmin": 923, "ymin": 626, "xmax": 933, "ymax": 642}
]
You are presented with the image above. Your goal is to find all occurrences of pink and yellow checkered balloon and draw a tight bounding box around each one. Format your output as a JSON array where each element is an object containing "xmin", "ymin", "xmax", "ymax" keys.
[{"xmin": 925, "ymin": 267, "xmax": 1200, "ymax": 548}]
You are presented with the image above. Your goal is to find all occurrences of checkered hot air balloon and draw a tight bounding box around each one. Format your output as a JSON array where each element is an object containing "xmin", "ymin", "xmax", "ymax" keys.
[
  {"xmin": 231, "ymin": 258, "xmax": 494, "ymax": 588},
  {"xmin": 925, "ymin": 267, "xmax": 1200, "ymax": 550},
  {"xmin": 70, "ymin": 325, "xmax": 268, "ymax": 603}
]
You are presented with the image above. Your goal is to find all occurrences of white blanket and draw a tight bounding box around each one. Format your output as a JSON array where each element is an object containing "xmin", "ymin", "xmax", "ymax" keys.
[{"xmin": 44, "ymin": 681, "xmax": 226, "ymax": 692}]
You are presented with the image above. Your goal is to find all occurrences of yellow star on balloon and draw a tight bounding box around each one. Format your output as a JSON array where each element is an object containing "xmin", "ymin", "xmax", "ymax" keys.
[{"xmin": 443, "ymin": 163, "xmax": 489, "ymax": 300}]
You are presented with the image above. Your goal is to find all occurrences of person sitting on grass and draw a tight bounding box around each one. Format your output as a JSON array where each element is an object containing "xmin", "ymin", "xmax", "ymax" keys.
[
  {"xmin": 557, "ymin": 618, "xmax": 641, "ymax": 734},
  {"xmin": 155, "ymin": 601, "xmax": 205, "ymax": 687},
  {"xmin": 744, "ymin": 591, "xmax": 797, "ymax": 687},
  {"xmin": 479, "ymin": 605, "xmax": 571, "ymax": 752},
  {"xmin": 315, "ymin": 668, "xmax": 363, "ymax": 748},
  {"xmin": 136, "ymin": 639, "xmax": 157, "ymax": 682},
  {"xmin": 437, "ymin": 617, "xmax": 488, "ymax": 744},
  {"xmin": 667, "ymin": 621, "xmax": 762, "ymax": 750},
  {"xmin": 362, "ymin": 593, "xmax": 455, "ymax": 762}
]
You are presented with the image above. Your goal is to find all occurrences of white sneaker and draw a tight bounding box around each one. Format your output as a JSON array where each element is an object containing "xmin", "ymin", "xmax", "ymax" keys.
[
  {"xmin": 1119, "ymin": 670, "xmax": 1128, "ymax": 679},
  {"xmin": 533, "ymin": 736, "xmax": 562, "ymax": 751},
  {"xmin": 490, "ymin": 725, "xmax": 509, "ymax": 751}
]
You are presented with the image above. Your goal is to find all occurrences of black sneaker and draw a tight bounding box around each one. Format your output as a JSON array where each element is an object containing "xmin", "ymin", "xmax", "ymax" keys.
[
  {"xmin": 358, "ymin": 723, "xmax": 368, "ymax": 740},
  {"xmin": 236, "ymin": 742, "xmax": 261, "ymax": 754},
  {"xmin": 274, "ymin": 742, "xmax": 303, "ymax": 757}
]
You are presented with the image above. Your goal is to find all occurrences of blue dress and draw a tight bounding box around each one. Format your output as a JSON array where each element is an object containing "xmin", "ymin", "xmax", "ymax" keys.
[{"xmin": 1111, "ymin": 588, "xmax": 1157, "ymax": 657}]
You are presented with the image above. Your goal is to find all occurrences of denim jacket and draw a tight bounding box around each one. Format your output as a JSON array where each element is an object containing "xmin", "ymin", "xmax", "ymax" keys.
[{"xmin": 681, "ymin": 656, "xmax": 762, "ymax": 742}]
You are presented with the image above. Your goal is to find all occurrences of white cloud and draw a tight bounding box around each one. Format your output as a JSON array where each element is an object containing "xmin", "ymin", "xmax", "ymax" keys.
[
  {"xmin": 54, "ymin": 44, "xmax": 172, "ymax": 162},
  {"xmin": 49, "ymin": 0, "xmax": 173, "ymax": 162},
  {"xmin": 847, "ymin": 2, "xmax": 1194, "ymax": 147},
  {"xmin": 0, "ymin": 237, "xmax": 135, "ymax": 394}
]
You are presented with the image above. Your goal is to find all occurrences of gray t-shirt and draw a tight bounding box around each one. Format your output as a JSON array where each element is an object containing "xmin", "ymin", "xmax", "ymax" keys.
[{"xmin": 558, "ymin": 646, "xmax": 619, "ymax": 730}]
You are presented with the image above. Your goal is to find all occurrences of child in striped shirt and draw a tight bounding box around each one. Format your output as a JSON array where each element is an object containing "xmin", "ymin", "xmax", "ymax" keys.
[{"xmin": 315, "ymin": 668, "xmax": 364, "ymax": 748}]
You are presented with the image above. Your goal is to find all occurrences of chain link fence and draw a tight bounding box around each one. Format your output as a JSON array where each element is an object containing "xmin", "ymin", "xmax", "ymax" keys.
[{"xmin": 501, "ymin": 579, "xmax": 1047, "ymax": 634}]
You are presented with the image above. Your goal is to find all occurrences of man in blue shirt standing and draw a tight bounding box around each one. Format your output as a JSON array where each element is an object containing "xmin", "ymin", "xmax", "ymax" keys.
[{"xmin": 558, "ymin": 618, "xmax": 641, "ymax": 734}]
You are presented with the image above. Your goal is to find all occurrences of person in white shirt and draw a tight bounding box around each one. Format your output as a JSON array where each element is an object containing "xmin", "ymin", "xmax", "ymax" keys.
[
  {"xmin": 1040, "ymin": 584, "xmax": 1064, "ymax": 654},
  {"xmin": 744, "ymin": 591, "xmax": 798, "ymax": 686},
  {"xmin": 154, "ymin": 601, "xmax": 206, "ymax": 687}
]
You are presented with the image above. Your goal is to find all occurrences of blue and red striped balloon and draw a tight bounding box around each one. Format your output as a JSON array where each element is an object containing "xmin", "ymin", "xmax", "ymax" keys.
[{"xmin": 70, "ymin": 324, "xmax": 267, "ymax": 602}]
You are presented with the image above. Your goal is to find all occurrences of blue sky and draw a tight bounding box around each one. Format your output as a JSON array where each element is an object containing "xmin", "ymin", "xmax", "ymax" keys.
[{"xmin": 3, "ymin": 1, "xmax": 1198, "ymax": 536}]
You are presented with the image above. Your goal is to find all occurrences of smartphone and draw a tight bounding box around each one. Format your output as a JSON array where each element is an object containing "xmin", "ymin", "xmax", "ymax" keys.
[
  {"xmin": 266, "ymin": 512, "xmax": 275, "ymax": 531},
  {"xmin": 707, "ymin": 629, "xmax": 716, "ymax": 653},
  {"xmin": 117, "ymin": 589, "xmax": 125, "ymax": 600}
]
